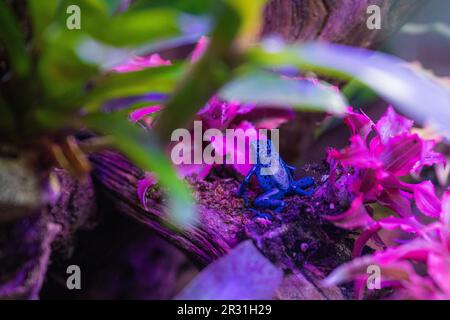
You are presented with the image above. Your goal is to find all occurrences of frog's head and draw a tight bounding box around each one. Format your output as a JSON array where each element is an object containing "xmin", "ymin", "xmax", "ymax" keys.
[{"xmin": 250, "ymin": 139, "xmax": 279, "ymax": 167}]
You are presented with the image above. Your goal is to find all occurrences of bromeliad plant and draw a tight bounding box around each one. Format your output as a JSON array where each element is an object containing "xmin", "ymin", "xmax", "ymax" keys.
[
  {"xmin": 1, "ymin": 1, "xmax": 450, "ymax": 233},
  {"xmin": 320, "ymin": 106, "xmax": 450, "ymax": 299}
]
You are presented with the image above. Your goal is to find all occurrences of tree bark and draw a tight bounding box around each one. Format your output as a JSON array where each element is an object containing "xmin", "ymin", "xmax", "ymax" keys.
[
  {"xmin": 262, "ymin": 0, "xmax": 423, "ymax": 46},
  {"xmin": 86, "ymin": 1, "xmax": 423, "ymax": 299},
  {"xmin": 91, "ymin": 151, "xmax": 353, "ymax": 299},
  {"xmin": 0, "ymin": 169, "xmax": 96, "ymax": 299}
]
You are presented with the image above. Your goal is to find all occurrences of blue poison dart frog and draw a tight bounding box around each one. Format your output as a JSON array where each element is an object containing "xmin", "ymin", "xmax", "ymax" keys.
[{"xmin": 238, "ymin": 139, "xmax": 315, "ymax": 219}]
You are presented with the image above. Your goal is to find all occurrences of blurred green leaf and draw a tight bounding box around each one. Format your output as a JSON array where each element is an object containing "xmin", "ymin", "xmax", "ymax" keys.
[
  {"xmin": 223, "ymin": 0, "xmax": 267, "ymax": 45},
  {"xmin": 248, "ymin": 42, "xmax": 450, "ymax": 137},
  {"xmin": 132, "ymin": 0, "xmax": 214, "ymax": 14},
  {"xmin": 28, "ymin": 0, "xmax": 58, "ymax": 46},
  {"xmin": 155, "ymin": 0, "xmax": 268, "ymax": 140},
  {"xmin": 104, "ymin": 0, "xmax": 123, "ymax": 13},
  {"xmin": 342, "ymin": 79, "xmax": 378, "ymax": 107},
  {"xmin": 0, "ymin": 1, "xmax": 30, "ymax": 76},
  {"xmin": 220, "ymin": 71, "xmax": 347, "ymax": 115},
  {"xmin": 83, "ymin": 112, "xmax": 196, "ymax": 227},
  {"xmin": 78, "ymin": 63, "xmax": 185, "ymax": 112},
  {"xmin": 38, "ymin": 37, "xmax": 98, "ymax": 101},
  {"xmin": 85, "ymin": 8, "xmax": 181, "ymax": 47}
]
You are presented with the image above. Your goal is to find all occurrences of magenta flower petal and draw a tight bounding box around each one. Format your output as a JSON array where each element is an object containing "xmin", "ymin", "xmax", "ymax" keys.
[
  {"xmin": 325, "ymin": 195, "xmax": 376, "ymax": 229},
  {"xmin": 344, "ymin": 107, "xmax": 374, "ymax": 140},
  {"xmin": 427, "ymin": 253, "xmax": 450, "ymax": 296},
  {"xmin": 376, "ymin": 187, "xmax": 413, "ymax": 217},
  {"xmin": 349, "ymin": 168, "xmax": 385, "ymax": 200},
  {"xmin": 375, "ymin": 106, "xmax": 414, "ymax": 144},
  {"xmin": 378, "ymin": 216, "xmax": 423, "ymax": 233},
  {"xmin": 328, "ymin": 135, "xmax": 381, "ymax": 169},
  {"xmin": 441, "ymin": 190, "xmax": 450, "ymax": 227},
  {"xmin": 376, "ymin": 134, "xmax": 423, "ymax": 176},
  {"xmin": 129, "ymin": 105, "xmax": 162, "ymax": 123},
  {"xmin": 190, "ymin": 36, "xmax": 209, "ymax": 63},
  {"xmin": 410, "ymin": 181, "xmax": 441, "ymax": 218},
  {"xmin": 414, "ymin": 139, "xmax": 446, "ymax": 173},
  {"xmin": 197, "ymin": 96, "xmax": 256, "ymax": 129},
  {"xmin": 112, "ymin": 54, "xmax": 171, "ymax": 73},
  {"xmin": 352, "ymin": 223, "xmax": 382, "ymax": 257}
]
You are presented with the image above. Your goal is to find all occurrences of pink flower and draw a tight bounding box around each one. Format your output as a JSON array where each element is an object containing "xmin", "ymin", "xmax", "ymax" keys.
[
  {"xmin": 327, "ymin": 106, "xmax": 444, "ymax": 220},
  {"xmin": 129, "ymin": 105, "xmax": 162, "ymax": 127},
  {"xmin": 190, "ymin": 36, "xmax": 209, "ymax": 63},
  {"xmin": 324, "ymin": 106, "xmax": 448, "ymax": 299},
  {"xmin": 324, "ymin": 189, "xmax": 450, "ymax": 299},
  {"xmin": 324, "ymin": 195, "xmax": 376, "ymax": 230},
  {"xmin": 112, "ymin": 54, "xmax": 171, "ymax": 73}
]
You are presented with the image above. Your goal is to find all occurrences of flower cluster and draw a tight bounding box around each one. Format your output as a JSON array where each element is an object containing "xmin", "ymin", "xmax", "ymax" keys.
[{"xmin": 324, "ymin": 106, "xmax": 448, "ymax": 299}]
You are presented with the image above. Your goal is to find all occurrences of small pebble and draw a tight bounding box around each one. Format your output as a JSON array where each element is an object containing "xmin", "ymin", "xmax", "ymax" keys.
[{"xmin": 300, "ymin": 243, "xmax": 309, "ymax": 252}]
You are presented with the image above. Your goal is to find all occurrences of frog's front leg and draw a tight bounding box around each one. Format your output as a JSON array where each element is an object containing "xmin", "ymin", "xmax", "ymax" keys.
[
  {"xmin": 238, "ymin": 165, "xmax": 257, "ymax": 206},
  {"xmin": 291, "ymin": 177, "xmax": 315, "ymax": 196},
  {"xmin": 254, "ymin": 188, "xmax": 286, "ymax": 212}
]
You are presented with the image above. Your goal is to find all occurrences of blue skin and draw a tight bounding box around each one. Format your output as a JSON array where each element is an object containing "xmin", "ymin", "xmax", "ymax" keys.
[{"xmin": 238, "ymin": 140, "xmax": 315, "ymax": 219}]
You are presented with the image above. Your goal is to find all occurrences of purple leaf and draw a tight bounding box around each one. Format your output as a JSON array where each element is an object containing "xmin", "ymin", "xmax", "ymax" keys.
[
  {"xmin": 112, "ymin": 54, "xmax": 171, "ymax": 73},
  {"xmin": 252, "ymin": 42, "xmax": 450, "ymax": 138},
  {"xmin": 324, "ymin": 195, "xmax": 376, "ymax": 230},
  {"xmin": 175, "ymin": 240, "xmax": 283, "ymax": 300}
]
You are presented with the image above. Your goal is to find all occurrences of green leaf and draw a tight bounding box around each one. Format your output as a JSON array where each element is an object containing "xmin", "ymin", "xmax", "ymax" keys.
[
  {"xmin": 132, "ymin": 0, "xmax": 214, "ymax": 14},
  {"xmin": 77, "ymin": 63, "xmax": 185, "ymax": 112},
  {"xmin": 104, "ymin": 0, "xmax": 123, "ymax": 13},
  {"xmin": 38, "ymin": 28, "xmax": 98, "ymax": 101},
  {"xmin": 248, "ymin": 42, "xmax": 450, "ymax": 136},
  {"xmin": 220, "ymin": 71, "xmax": 347, "ymax": 115},
  {"xmin": 223, "ymin": 0, "xmax": 267, "ymax": 45},
  {"xmin": 0, "ymin": 1, "xmax": 30, "ymax": 76},
  {"xmin": 154, "ymin": 0, "xmax": 244, "ymax": 141},
  {"xmin": 85, "ymin": 8, "xmax": 181, "ymax": 47},
  {"xmin": 28, "ymin": 0, "xmax": 58, "ymax": 45},
  {"xmin": 342, "ymin": 79, "xmax": 378, "ymax": 107},
  {"xmin": 83, "ymin": 112, "xmax": 196, "ymax": 227}
]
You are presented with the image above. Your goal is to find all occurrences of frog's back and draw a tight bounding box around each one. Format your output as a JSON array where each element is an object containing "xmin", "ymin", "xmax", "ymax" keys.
[{"xmin": 256, "ymin": 161, "xmax": 291, "ymax": 191}]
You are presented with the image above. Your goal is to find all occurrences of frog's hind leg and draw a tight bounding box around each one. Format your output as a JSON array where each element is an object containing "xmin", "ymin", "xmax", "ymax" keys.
[
  {"xmin": 291, "ymin": 177, "xmax": 315, "ymax": 196},
  {"xmin": 252, "ymin": 188, "xmax": 285, "ymax": 219}
]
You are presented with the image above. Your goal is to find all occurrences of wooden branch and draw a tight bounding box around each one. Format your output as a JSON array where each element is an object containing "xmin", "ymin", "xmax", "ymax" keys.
[
  {"xmin": 0, "ymin": 168, "xmax": 96, "ymax": 299},
  {"xmin": 91, "ymin": 151, "xmax": 354, "ymax": 299},
  {"xmin": 262, "ymin": 0, "xmax": 423, "ymax": 47}
]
